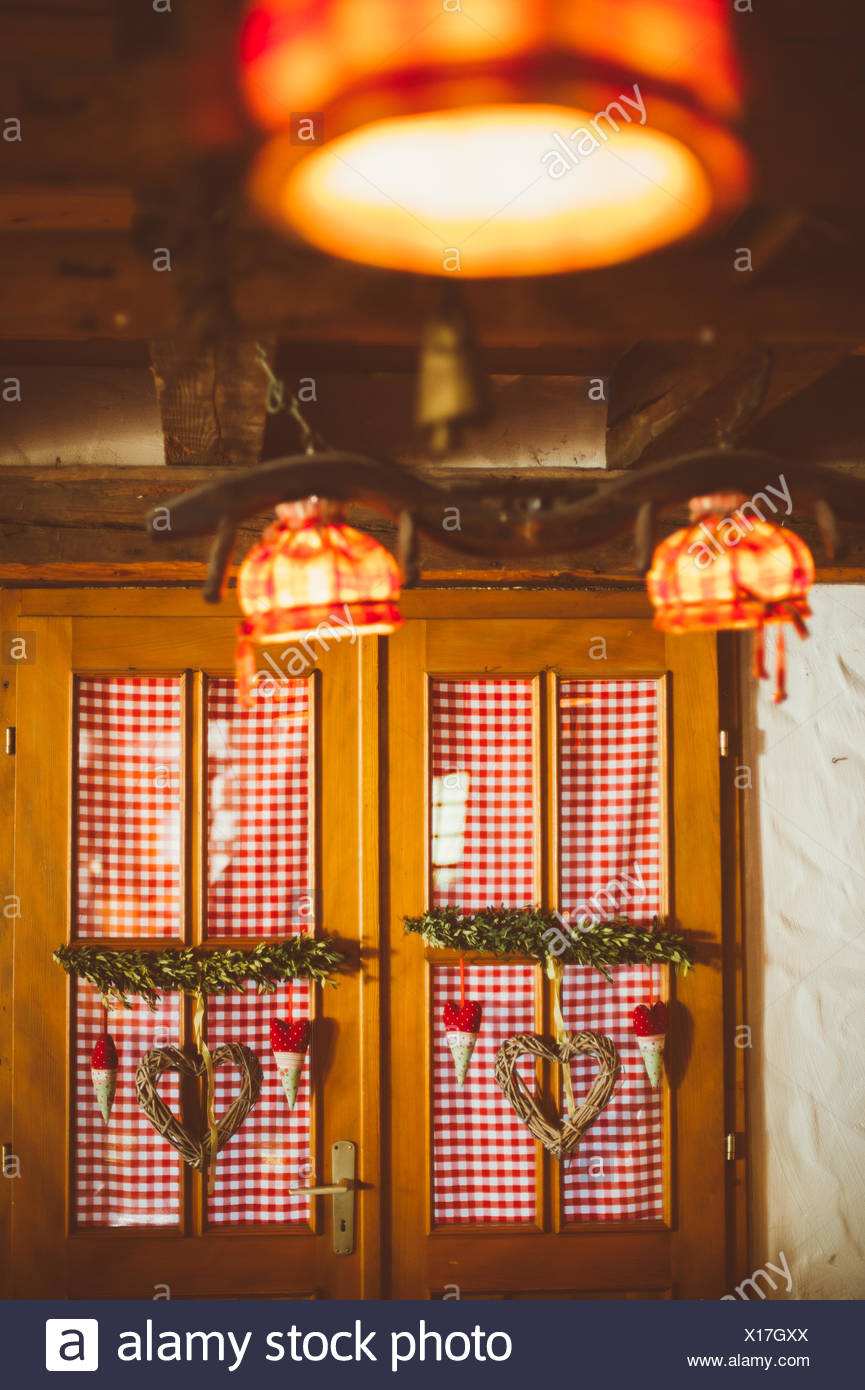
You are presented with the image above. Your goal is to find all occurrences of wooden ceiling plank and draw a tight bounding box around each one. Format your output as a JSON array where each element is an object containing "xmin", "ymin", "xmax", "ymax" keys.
[
  {"xmin": 2, "ymin": 461, "xmax": 865, "ymax": 582},
  {"xmin": 1, "ymin": 231, "xmax": 864, "ymax": 345},
  {"xmin": 0, "ymin": 186, "xmax": 134, "ymax": 232}
]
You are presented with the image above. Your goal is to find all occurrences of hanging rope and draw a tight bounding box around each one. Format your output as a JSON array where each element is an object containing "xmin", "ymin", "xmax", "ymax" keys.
[
  {"xmin": 752, "ymin": 622, "xmax": 768, "ymax": 681},
  {"xmin": 192, "ymin": 991, "xmax": 219, "ymax": 1194},
  {"xmin": 254, "ymin": 343, "xmax": 329, "ymax": 454},
  {"xmin": 546, "ymin": 957, "xmax": 576, "ymax": 1119},
  {"xmin": 774, "ymin": 625, "xmax": 787, "ymax": 704}
]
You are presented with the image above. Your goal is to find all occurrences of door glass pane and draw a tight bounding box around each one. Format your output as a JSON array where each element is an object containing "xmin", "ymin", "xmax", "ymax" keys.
[
  {"xmin": 73, "ymin": 982, "xmax": 182, "ymax": 1228},
  {"xmin": 559, "ymin": 679, "xmax": 661, "ymax": 926},
  {"xmin": 75, "ymin": 676, "xmax": 183, "ymax": 939},
  {"xmin": 432, "ymin": 963, "xmax": 537, "ymax": 1225},
  {"xmin": 560, "ymin": 965, "xmax": 664, "ymax": 1220},
  {"xmin": 429, "ymin": 680, "xmax": 538, "ymax": 1223},
  {"xmin": 430, "ymin": 679, "xmax": 535, "ymax": 906},
  {"xmin": 206, "ymin": 677, "xmax": 313, "ymax": 937},
  {"xmin": 558, "ymin": 679, "xmax": 664, "ymax": 1221},
  {"xmin": 206, "ymin": 980, "xmax": 312, "ymax": 1226}
]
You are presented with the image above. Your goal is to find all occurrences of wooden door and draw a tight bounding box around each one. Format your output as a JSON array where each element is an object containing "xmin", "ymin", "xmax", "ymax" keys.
[
  {"xmin": 10, "ymin": 599, "xmax": 381, "ymax": 1298},
  {"xmin": 387, "ymin": 612, "xmax": 724, "ymax": 1299}
]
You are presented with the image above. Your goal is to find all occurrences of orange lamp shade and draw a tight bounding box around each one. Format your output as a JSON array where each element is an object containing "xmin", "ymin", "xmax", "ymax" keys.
[
  {"xmin": 236, "ymin": 497, "xmax": 402, "ymax": 704},
  {"xmin": 240, "ymin": 0, "xmax": 750, "ymax": 278},
  {"xmin": 647, "ymin": 493, "xmax": 815, "ymax": 702}
]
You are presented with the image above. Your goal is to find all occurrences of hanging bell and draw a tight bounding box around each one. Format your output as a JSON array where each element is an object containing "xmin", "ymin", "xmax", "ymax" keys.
[{"xmin": 415, "ymin": 284, "xmax": 490, "ymax": 456}]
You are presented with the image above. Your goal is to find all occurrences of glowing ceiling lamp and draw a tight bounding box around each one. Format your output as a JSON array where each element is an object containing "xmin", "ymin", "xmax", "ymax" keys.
[
  {"xmin": 240, "ymin": 0, "xmax": 750, "ymax": 277},
  {"xmin": 647, "ymin": 493, "xmax": 815, "ymax": 703},
  {"xmin": 236, "ymin": 497, "xmax": 403, "ymax": 705}
]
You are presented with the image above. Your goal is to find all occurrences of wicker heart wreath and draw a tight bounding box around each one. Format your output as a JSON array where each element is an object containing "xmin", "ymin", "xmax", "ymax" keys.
[
  {"xmin": 494, "ymin": 1031, "xmax": 620, "ymax": 1160},
  {"xmin": 135, "ymin": 1043, "xmax": 263, "ymax": 1172}
]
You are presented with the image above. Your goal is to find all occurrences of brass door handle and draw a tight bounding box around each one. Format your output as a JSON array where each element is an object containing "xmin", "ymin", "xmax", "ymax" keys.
[
  {"xmin": 289, "ymin": 1181, "xmax": 350, "ymax": 1196},
  {"xmin": 290, "ymin": 1141, "xmax": 356, "ymax": 1255}
]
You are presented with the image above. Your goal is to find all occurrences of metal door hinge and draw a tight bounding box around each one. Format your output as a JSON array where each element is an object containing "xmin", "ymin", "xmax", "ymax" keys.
[
  {"xmin": 723, "ymin": 1128, "xmax": 745, "ymax": 1162},
  {"xmin": 4, "ymin": 727, "xmax": 14, "ymax": 755},
  {"xmin": 719, "ymin": 729, "xmax": 729, "ymax": 757}
]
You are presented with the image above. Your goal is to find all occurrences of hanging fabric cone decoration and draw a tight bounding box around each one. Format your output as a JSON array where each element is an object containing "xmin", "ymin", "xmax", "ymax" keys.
[
  {"xmin": 443, "ymin": 957, "xmax": 481, "ymax": 1087},
  {"xmin": 443, "ymin": 1000, "xmax": 481, "ymax": 1087},
  {"xmin": 632, "ymin": 1002, "xmax": 668, "ymax": 1089},
  {"xmin": 90, "ymin": 1032, "xmax": 118, "ymax": 1125},
  {"xmin": 270, "ymin": 1017, "xmax": 310, "ymax": 1112}
]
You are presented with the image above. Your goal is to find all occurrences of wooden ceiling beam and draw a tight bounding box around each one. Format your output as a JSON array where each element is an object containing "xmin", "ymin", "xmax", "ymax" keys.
[
  {"xmin": 1, "ymin": 230, "xmax": 864, "ymax": 346},
  {"xmin": 607, "ymin": 342, "xmax": 855, "ymax": 470},
  {"xmin": 742, "ymin": 357, "xmax": 865, "ymax": 460},
  {"xmin": 0, "ymin": 339, "xmax": 622, "ymax": 375},
  {"xmin": 2, "ymin": 462, "xmax": 865, "ymax": 583},
  {"xmin": 607, "ymin": 341, "xmax": 763, "ymax": 469},
  {"xmin": 149, "ymin": 336, "xmax": 276, "ymax": 468}
]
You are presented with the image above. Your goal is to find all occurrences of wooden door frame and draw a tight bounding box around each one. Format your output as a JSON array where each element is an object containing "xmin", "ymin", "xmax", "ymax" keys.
[
  {"xmin": 0, "ymin": 590, "xmax": 21, "ymax": 1298},
  {"xmin": 1, "ymin": 595, "xmax": 383, "ymax": 1298},
  {"xmin": 383, "ymin": 593, "xmax": 744, "ymax": 1298},
  {"xmin": 0, "ymin": 584, "xmax": 748, "ymax": 1299}
]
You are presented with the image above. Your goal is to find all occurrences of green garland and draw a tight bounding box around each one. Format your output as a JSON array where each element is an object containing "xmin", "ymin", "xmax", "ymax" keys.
[
  {"xmin": 53, "ymin": 937, "xmax": 345, "ymax": 1009},
  {"xmin": 404, "ymin": 906, "xmax": 693, "ymax": 981}
]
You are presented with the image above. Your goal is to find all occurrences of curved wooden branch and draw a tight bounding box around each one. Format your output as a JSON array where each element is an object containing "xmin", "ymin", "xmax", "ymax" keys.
[{"xmin": 146, "ymin": 448, "xmax": 865, "ymax": 564}]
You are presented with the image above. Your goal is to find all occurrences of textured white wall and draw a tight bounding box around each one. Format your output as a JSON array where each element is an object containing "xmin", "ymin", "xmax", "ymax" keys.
[{"xmin": 743, "ymin": 585, "xmax": 865, "ymax": 1298}]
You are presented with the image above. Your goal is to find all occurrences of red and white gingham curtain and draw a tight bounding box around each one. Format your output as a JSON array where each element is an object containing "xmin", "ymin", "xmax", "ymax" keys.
[
  {"xmin": 430, "ymin": 678, "xmax": 664, "ymax": 1224},
  {"xmin": 73, "ymin": 673, "xmax": 664, "ymax": 1228}
]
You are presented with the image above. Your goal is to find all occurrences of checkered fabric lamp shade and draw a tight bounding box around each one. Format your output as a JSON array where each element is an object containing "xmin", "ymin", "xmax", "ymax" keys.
[
  {"xmin": 237, "ymin": 499, "xmax": 402, "ymax": 643},
  {"xmin": 647, "ymin": 493, "xmax": 814, "ymax": 634},
  {"xmin": 236, "ymin": 497, "xmax": 402, "ymax": 705},
  {"xmin": 241, "ymin": 0, "xmax": 749, "ymax": 277},
  {"xmin": 647, "ymin": 493, "xmax": 814, "ymax": 702}
]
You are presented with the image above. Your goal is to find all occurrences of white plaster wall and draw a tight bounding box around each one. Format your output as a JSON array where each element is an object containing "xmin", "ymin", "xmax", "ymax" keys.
[
  {"xmin": 0, "ymin": 368, "xmax": 163, "ymax": 466},
  {"xmin": 743, "ymin": 585, "xmax": 865, "ymax": 1298}
]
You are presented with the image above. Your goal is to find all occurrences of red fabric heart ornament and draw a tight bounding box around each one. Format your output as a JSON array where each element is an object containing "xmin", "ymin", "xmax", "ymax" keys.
[
  {"xmin": 632, "ymin": 1001, "xmax": 668, "ymax": 1037},
  {"xmin": 270, "ymin": 1017, "xmax": 311, "ymax": 1053},
  {"xmin": 443, "ymin": 1000, "xmax": 481, "ymax": 1033}
]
